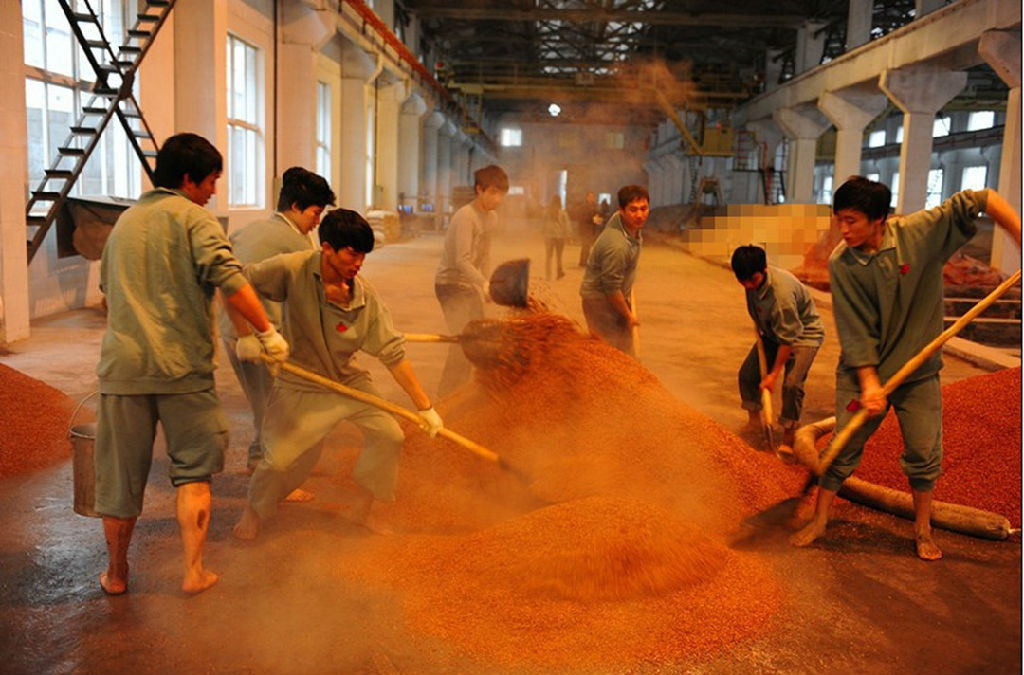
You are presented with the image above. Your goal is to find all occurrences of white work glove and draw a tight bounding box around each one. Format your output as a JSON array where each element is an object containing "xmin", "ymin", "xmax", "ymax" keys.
[
  {"xmin": 255, "ymin": 326, "xmax": 290, "ymax": 376},
  {"xmin": 417, "ymin": 407, "xmax": 444, "ymax": 438},
  {"xmin": 234, "ymin": 334, "xmax": 263, "ymax": 362}
]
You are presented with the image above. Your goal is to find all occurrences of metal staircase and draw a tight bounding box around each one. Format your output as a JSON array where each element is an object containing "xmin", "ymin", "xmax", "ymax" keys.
[{"xmin": 25, "ymin": 0, "xmax": 175, "ymax": 264}]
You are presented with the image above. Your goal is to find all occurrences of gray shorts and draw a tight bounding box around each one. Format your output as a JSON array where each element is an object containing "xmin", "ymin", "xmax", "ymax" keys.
[{"xmin": 94, "ymin": 390, "xmax": 228, "ymax": 518}]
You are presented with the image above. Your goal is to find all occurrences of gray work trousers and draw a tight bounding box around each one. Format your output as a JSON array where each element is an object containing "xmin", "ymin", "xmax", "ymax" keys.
[{"xmin": 738, "ymin": 340, "xmax": 819, "ymax": 429}]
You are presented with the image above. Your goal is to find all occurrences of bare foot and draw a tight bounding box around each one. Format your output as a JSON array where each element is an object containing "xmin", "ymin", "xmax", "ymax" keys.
[
  {"xmin": 284, "ymin": 488, "xmax": 315, "ymax": 503},
  {"xmin": 182, "ymin": 569, "xmax": 220, "ymax": 595},
  {"xmin": 99, "ymin": 569, "xmax": 127, "ymax": 595},
  {"xmin": 232, "ymin": 506, "xmax": 261, "ymax": 541},
  {"xmin": 915, "ymin": 533, "xmax": 943, "ymax": 561},
  {"xmin": 790, "ymin": 520, "xmax": 827, "ymax": 547}
]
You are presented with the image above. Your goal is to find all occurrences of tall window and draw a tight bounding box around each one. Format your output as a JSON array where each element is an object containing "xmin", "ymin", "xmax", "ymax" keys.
[
  {"xmin": 867, "ymin": 130, "xmax": 886, "ymax": 148},
  {"xmin": 500, "ymin": 127, "xmax": 522, "ymax": 147},
  {"xmin": 925, "ymin": 169, "xmax": 943, "ymax": 209},
  {"xmin": 227, "ymin": 34, "xmax": 264, "ymax": 208},
  {"xmin": 961, "ymin": 165, "xmax": 987, "ymax": 191},
  {"xmin": 966, "ymin": 111, "xmax": 995, "ymax": 131},
  {"xmin": 22, "ymin": 0, "xmax": 140, "ymax": 207},
  {"xmin": 890, "ymin": 172, "xmax": 899, "ymax": 209},
  {"xmin": 316, "ymin": 81, "xmax": 332, "ymax": 184}
]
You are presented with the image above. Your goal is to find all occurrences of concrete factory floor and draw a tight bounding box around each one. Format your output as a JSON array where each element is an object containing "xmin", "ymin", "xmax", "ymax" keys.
[{"xmin": 0, "ymin": 223, "xmax": 1020, "ymax": 674}]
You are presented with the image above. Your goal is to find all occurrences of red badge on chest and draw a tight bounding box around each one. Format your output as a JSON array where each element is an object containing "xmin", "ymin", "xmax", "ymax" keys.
[
  {"xmin": 336, "ymin": 321, "xmax": 347, "ymax": 333},
  {"xmin": 899, "ymin": 263, "xmax": 910, "ymax": 275}
]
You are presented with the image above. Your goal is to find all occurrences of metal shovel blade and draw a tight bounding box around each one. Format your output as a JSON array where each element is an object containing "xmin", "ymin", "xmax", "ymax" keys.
[{"xmin": 488, "ymin": 259, "xmax": 530, "ymax": 307}]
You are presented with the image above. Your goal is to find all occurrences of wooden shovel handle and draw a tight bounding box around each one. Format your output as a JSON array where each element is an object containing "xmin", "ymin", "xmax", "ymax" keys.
[
  {"xmin": 817, "ymin": 268, "xmax": 1022, "ymax": 475},
  {"xmin": 754, "ymin": 329, "xmax": 775, "ymax": 424},
  {"xmin": 259, "ymin": 355, "xmax": 500, "ymax": 464},
  {"xmin": 403, "ymin": 333, "xmax": 461, "ymax": 343}
]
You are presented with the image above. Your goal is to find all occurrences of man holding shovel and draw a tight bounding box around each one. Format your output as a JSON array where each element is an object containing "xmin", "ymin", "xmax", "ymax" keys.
[
  {"xmin": 232, "ymin": 209, "xmax": 442, "ymax": 539},
  {"xmin": 579, "ymin": 184, "xmax": 649, "ymax": 357},
  {"xmin": 731, "ymin": 245, "xmax": 824, "ymax": 448},
  {"xmin": 434, "ymin": 164, "xmax": 509, "ymax": 396},
  {"xmin": 791, "ymin": 177, "xmax": 1021, "ymax": 560}
]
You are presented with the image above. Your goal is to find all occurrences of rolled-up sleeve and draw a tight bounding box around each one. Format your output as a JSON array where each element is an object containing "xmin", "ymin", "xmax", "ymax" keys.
[
  {"xmin": 190, "ymin": 214, "xmax": 246, "ymax": 295},
  {"xmin": 360, "ymin": 295, "xmax": 406, "ymax": 368}
]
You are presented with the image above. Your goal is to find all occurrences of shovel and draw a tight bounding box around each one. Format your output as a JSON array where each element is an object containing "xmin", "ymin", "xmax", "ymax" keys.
[
  {"xmin": 258, "ymin": 355, "xmax": 533, "ymax": 483},
  {"xmin": 754, "ymin": 329, "xmax": 779, "ymax": 451},
  {"xmin": 816, "ymin": 268, "xmax": 1022, "ymax": 476},
  {"xmin": 405, "ymin": 319, "xmax": 513, "ymax": 369},
  {"xmin": 488, "ymin": 258, "xmax": 530, "ymax": 307}
]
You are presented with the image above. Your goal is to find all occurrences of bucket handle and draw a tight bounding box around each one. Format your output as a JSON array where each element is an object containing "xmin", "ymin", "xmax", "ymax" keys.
[{"xmin": 68, "ymin": 391, "xmax": 99, "ymax": 437}]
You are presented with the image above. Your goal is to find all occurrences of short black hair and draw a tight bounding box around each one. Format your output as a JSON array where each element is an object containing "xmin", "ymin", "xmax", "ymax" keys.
[
  {"xmin": 617, "ymin": 184, "xmax": 649, "ymax": 209},
  {"xmin": 153, "ymin": 133, "xmax": 222, "ymax": 190},
  {"xmin": 474, "ymin": 165, "xmax": 509, "ymax": 193},
  {"xmin": 277, "ymin": 167, "xmax": 337, "ymax": 212},
  {"xmin": 833, "ymin": 176, "xmax": 891, "ymax": 221},
  {"xmin": 731, "ymin": 245, "xmax": 767, "ymax": 282},
  {"xmin": 319, "ymin": 209, "xmax": 375, "ymax": 254}
]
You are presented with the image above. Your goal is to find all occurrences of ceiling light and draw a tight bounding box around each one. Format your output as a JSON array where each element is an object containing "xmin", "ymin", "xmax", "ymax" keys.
[{"xmin": 548, "ymin": 103, "xmax": 561, "ymax": 117}]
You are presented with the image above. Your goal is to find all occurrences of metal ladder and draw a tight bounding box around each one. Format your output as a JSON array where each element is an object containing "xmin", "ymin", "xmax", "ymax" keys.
[{"xmin": 25, "ymin": 0, "xmax": 175, "ymax": 264}]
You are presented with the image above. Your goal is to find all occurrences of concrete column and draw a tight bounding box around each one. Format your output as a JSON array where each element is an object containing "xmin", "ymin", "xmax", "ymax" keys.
[
  {"xmin": 847, "ymin": 0, "xmax": 873, "ymax": 50},
  {"xmin": 454, "ymin": 133, "xmax": 472, "ymax": 187},
  {"xmin": 979, "ymin": 30, "xmax": 1022, "ymax": 272},
  {"xmin": 338, "ymin": 40, "xmax": 377, "ymax": 211},
  {"xmin": 174, "ymin": 0, "xmax": 228, "ymax": 215},
  {"xmin": 398, "ymin": 91, "xmax": 428, "ymax": 212},
  {"xmin": 437, "ymin": 120, "xmax": 455, "ymax": 216},
  {"xmin": 818, "ymin": 85, "xmax": 887, "ymax": 186},
  {"xmin": 421, "ymin": 111, "xmax": 444, "ymax": 211},
  {"xmin": 375, "ymin": 76, "xmax": 407, "ymax": 210},
  {"xmin": 879, "ymin": 63, "xmax": 967, "ymax": 213},
  {"xmin": 764, "ymin": 49, "xmax": 784, "ymax": 93},
  {"xmin": 277, "ymin": 1, "xmax": 334, "ymax": 174},
  {"xmin": 774, "ymin": 104, "xmax": 830, "ymax": 203},
  {"xmin": 795, "ymin": 21, "xmax": 828, "ymax": 74},
  {"xmin": 0, "ymin": 1, "xmax": 29, "ymax": 342}
]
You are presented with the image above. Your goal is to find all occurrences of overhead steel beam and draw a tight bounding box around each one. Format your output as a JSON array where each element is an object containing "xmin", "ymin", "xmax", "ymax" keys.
[{"xmin": 414, "ymin": 8, "xmax": 806, "ymax": 28}]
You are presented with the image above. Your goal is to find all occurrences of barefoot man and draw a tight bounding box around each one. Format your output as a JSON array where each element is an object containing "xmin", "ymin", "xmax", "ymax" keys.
[
  {"xmin": 791, "ymin": 177, "xmax": 1021, "ymax": 560},
  {"xmin": 232, "ymin": 209, "xmax": 441, "ymax": 540},
  {"xmin": 95, "ymin": 133, "xmax": 288, "ymax": 594}
]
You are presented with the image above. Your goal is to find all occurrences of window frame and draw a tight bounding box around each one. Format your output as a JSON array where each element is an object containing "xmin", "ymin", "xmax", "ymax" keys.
[{"xmin": 226, "ymin": 32, "xmax": 266, "ymax": 209}]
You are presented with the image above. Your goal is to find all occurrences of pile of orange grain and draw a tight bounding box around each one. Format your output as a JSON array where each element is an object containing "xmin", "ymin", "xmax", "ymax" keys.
[
  {"xmin": 344, "ymin": 314, "xmax": 811, "ymax": 669},
  {"xmin": 352, "ymin": 497, "xmax": 781, "ymax": 669},
  {"xmin": 0, "ymin": 363, "xmax": 74, "ymax": 478}
]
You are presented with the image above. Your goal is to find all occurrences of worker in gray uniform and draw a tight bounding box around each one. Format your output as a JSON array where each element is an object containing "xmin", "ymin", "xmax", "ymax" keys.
[
  {"xmin": 232, "ymin": 209, "xmax": 442, "ymax": 540},
  {"xmin": 731, "ymin": 245, "xmax": 825, "ymax": 447},
  {"xmin": 579, "ymin": 184, "xmax": 649, "ymax": 357},
  {"xmin": 218, "ymin": 166, "xmax": 335, "ymax": 475},
  {"xmin": 791, "ymin": 176, "xmax": 1021, "ymax": 560},
  {"xmin": 95, "ymin": 133, "xmax": 289, "ymax": 595},
  {"xmin": 434, "ymin": 164, "xmax": 509, "ymax": 397}
]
